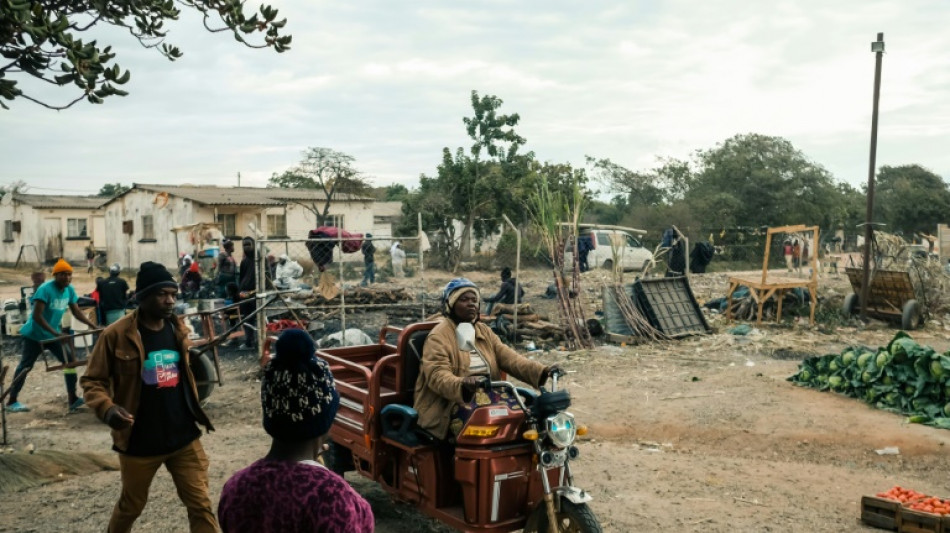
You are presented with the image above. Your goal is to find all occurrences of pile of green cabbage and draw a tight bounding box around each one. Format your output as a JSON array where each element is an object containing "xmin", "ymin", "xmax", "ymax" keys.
[{"xmin": 788, "ymin": 332, "xmax": 950, "ymax": 428}]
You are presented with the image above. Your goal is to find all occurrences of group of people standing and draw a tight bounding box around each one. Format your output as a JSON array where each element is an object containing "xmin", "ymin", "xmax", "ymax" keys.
[
  {"xmin": 783, "ymin": 239, "xmax": 810, "ymax": 273},
  {"xmin": 360, "ymin": 237, "xmax": 407, "ymax": 286}
]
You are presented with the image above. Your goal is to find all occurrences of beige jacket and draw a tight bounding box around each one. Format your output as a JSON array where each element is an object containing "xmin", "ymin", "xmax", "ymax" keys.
[{"xmin": 413, "ymin": 318, "xmax": 547, "ymax": 438}]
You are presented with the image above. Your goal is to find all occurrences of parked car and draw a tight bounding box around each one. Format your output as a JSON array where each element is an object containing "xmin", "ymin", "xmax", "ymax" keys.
[{"xmin": 563, "ymin": 225, "xmax": 653, "ymax": 271}]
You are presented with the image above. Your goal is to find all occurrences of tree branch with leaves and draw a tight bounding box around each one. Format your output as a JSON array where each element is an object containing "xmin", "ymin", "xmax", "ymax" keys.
[
  {"xmin": 0, "ymin": 0, "xmax": 291, "ymax": 110},
  {"xmin": 268, "ymin": 147, "xmax": 372, "ymax": 227}
]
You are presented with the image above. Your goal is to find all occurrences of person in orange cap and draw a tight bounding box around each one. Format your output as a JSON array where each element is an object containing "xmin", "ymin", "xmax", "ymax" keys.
[{"xmin": 7, "ymin": 259, "xmax": 98, "ymax": 413}]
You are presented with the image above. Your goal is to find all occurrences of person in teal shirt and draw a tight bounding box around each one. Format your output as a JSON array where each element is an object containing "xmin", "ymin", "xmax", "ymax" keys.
[{"xmin": 6, "ymin": 259, "xmax": 98, "ymax": 413}]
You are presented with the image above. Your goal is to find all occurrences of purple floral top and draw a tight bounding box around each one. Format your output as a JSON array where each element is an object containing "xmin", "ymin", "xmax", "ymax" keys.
[{"xmin": 218, "ymin": 459, "xmax": 374, "ymax": 533}]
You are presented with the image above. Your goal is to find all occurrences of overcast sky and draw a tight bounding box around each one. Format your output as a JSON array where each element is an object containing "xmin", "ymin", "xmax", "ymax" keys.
[{"xmin": 3, "ymin": 0, "xmax": 948, "ymax": 197}]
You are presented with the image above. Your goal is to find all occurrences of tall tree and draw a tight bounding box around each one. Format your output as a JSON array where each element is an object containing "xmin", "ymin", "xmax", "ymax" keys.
[
  {"xmin": 97, "ymin": 182, "xmax": 129, "ymax": 197},
  {"xmin": 1, "ymin": 0, "xmax": 291, "ymax": 110},
  {"xmin": 456, "ymin": 90, "xmax": 526, "ymax": 265},
  {"xmin": 380, "ymin": 183, "xmax": 409, "ymax": 201},
  {"xmin": 687, "ymin": 133, "xmax": 842, "ymax": 229},
  {"xmin": 873, "ymin": 164, "xmax": 950, "ymax": 235},
  {"xmin": 268, "ymin": 147, "xmax": 372, "ymax": 227}
]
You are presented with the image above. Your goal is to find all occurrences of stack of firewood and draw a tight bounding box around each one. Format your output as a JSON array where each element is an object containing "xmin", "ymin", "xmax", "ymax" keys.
[
  {"xmin": 305, "ymin": 286, "xmax": 416, "ymax": 306},
  {"xmin": 489, "ymin": 302, "xmax": 566, "ymax": 344}
]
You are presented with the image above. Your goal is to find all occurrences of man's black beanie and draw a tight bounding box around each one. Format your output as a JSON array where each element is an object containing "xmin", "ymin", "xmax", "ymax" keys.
[{"xmin": 136, "ymin": 261, "xmax": 177, "ymax": 298}]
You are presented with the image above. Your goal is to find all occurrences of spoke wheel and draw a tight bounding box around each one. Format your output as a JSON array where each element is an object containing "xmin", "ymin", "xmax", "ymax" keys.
[{"xmin": 524, "ymin": 500, "xmax": 602, "ymax": 533}]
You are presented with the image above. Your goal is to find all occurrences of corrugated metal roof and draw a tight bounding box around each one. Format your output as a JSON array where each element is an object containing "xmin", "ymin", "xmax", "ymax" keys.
[
  {"xmin": 13, "ymin": 194, "xmax": 109, "ymax": 209},
  {"xmin": 133, "ymin": 184, "xmax": 372, "ymax": 206}
]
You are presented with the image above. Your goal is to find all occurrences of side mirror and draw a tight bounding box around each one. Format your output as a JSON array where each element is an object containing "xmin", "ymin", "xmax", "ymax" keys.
[{"xmin": 456, "ymin": 322, "xmax": 476, "ymax": 351}]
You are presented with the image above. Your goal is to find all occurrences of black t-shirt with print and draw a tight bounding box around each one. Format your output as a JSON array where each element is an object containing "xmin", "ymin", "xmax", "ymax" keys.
[{"xmin": 125, "ymin": 320, "xmax": 200, "ymax": 456}]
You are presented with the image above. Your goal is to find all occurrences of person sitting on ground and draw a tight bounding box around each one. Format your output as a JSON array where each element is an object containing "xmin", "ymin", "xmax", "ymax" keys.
[
  {"xmin": 7, "ymin": 259, "xmax": 99, "ymax": 413},
  {"xmin": 483, "ymin": 267, "xmax": 525, "ymax": 315},
  {"xmin": 218, "ymin": 328, "xmax": 374, "ymax": 533},
  {"xmin": 97, "ymin": 263, "xmax": 130, "ymax": 326},
  {"xmin": 413, "ymin": 278, "xmax": 561, "ymax": 440},
  {"xmin": 274, "ymin": 254, "xmax": 304, "ymax": 290}
]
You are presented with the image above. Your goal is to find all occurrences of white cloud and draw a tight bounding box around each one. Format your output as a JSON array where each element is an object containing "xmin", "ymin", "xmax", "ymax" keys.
[{"xmin": 2, "ymin": 0, "xmax": 949, "ymax": 196}]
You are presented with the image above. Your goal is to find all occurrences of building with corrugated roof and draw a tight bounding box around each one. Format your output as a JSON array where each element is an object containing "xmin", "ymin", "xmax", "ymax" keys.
[
  {"xmin": 0, "ymin": 193, "xmax": 109, "ymax": 267},
  {"xmin": 100, "ymin": 184, "xmax": 376, "ymax": 270}
]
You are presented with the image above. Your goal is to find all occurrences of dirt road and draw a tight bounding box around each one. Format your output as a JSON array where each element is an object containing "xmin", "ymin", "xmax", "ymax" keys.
[{"xmin": 1, "ymin": 266, "xmax": 949, "ymax": 532}]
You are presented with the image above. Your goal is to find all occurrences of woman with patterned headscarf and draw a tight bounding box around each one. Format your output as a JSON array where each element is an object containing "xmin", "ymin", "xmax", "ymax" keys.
[{"xmin": 218, "ymin": 329, "xmax": 373, "ymax": 532}]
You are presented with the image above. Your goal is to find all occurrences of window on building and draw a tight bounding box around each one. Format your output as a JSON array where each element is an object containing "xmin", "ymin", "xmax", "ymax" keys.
[
  {"xmin": 267, "ymin": 214, "xmax": 287, "ymax": 237},
  {"xmin": 324, "ymin": 214, "xmax": 344, "ymax": 228},
  {"xmin": 3, "ymin": 220, "xmax": 12, "ymax": 241},
  {"xmin": 67, "ymin": 218, "xmax": 88, "ymax": 238},
  {"xmin": 217, "ymin": 214, "xmax": 236, "ymax": 237},
  {"xmin": 142, "ymin": 215, "xmax": 154, "ymax": 240}
]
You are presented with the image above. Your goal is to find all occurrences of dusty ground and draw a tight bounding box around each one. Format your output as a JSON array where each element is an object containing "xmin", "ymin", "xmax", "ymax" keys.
[{"xmin": 2, "ymin": 265, "xmax": 950, "ymax": 532}]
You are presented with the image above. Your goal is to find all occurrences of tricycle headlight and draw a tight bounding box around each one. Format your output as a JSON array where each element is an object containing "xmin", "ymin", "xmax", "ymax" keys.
[{"xmin": 545, "ymin": 412, "xmax": 576, "ymax": 448}]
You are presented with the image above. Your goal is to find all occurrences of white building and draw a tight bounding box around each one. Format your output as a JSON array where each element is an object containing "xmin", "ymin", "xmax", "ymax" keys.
[
  {"xmin": 101, "ymin": 184, "xmax": 375, "ymax": 270},
  {"xmin": 0, "ymin": 193, "xmax": 109, "ymax": 267}
]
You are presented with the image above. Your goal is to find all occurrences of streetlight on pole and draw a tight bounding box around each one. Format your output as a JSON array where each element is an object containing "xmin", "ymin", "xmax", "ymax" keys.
[{"xmin": 860, "ymin": 32, "xmax": 885, "ymax": 321}]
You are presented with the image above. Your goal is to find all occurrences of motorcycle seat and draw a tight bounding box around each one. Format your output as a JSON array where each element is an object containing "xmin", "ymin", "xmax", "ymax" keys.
[{"xmin": 380, "ymin": 404, "xmax": 435, "ymax": 448}]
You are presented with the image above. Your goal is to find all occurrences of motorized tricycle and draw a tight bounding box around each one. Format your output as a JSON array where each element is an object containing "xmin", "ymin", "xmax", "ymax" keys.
[{"xmin": 317, "ymin": 320, "xmax": 602, "ymax": 533}]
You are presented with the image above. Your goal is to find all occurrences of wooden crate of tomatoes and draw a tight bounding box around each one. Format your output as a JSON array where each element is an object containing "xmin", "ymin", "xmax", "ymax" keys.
[{"xmin": 862, "ymin": 486, "xmax": 950, "ymax": 533}]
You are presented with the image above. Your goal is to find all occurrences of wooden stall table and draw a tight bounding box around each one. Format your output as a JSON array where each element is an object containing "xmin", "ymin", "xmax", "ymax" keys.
[{"xmin": 726, "ymin": 225, "xmax": 820, "ymax": 325}]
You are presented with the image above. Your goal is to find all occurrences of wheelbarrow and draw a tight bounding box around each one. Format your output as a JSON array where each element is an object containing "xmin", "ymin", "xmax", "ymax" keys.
[{"xmin": 842, "ymin": 267, "xmax": 924, "ymax": 330}]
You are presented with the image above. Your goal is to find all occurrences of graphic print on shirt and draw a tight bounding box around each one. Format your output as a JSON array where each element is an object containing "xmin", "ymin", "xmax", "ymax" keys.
[
  {"xmin": 49, "ymin": 296, "xmax": 69, "ymax": 311},
  {"xmin": 143, "ymin": 349, "xmax": 180, "ymax": 388}
]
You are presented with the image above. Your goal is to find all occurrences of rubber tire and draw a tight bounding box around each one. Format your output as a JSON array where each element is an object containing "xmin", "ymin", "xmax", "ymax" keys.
[
  {"xmin": 602, "ymin": 259, "xmax": 613, "ymax": 271},
  {"xmin": 902, "ymin": 299, "xmax": 922, "ymax": 330},
  {"xmin": 190, "ymin": 352, "xmax": 216, "ymax": 405},
  {"xmin": 323, "ymin": 440, "xmax": 354, "ymax": 476},
  {"xmin": 523, "ymin": 500, "xmax": 603, "ymax": 533},
  {"xmin": 842, "ymin": 293, "xmax": 859, "ymax": 316}
]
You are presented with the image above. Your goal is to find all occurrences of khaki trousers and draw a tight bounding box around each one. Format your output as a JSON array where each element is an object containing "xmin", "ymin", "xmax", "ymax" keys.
[{"xmin": 108, "ymin": 439, "xmax": 218, "ymax": 533}]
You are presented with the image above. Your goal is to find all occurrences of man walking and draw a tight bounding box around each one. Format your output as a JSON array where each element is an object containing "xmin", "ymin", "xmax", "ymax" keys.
[
  {"xmin": 6, "ymin": 259, "xmax": 98, "ymax": 413},
  {"xmin": 97, "ymin": 263, "xmax": 130, "ymax": 326},
  {"xmin": 81, "ymin": 261, "xmax": 217, "ymax": 533},
  {"xmin": 360, "ymin": 233, "xmax": 376, "ymax": 286}
]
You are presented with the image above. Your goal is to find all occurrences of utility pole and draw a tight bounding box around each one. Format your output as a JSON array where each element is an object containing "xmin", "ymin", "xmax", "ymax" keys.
[
  {"xmin": 237, "ymin": 172, "xmax": 241, "ymax": 187},
  {"xmin": 860, "ymin": 32, "xmax": 885, "ymax": 320}
]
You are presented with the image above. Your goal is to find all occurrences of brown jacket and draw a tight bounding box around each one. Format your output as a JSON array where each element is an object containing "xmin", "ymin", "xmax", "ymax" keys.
[
  {"xmin": 413, "ymin": 318, "xmax": 547, "ymax": 438},
  {"xmin": 81, "ymin": 309, "xmax": 214, "ymax": 452}
]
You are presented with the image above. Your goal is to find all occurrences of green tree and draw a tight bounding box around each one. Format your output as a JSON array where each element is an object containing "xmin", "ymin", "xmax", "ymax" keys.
[
  {"xmin": 456, "ymin": 90, "xmax": 526, "ymax": 263},
  {"xmin": 687, "ymin": 133, "xmax": 842, "ymax": 229},
  {"xmin": 381, "ymin": 184, "xmax": 409, "ymax": 201},
  {"xmin": 97, "ymin": 182, "xmax": 129, "ymax": 197},
  {"xmin": 1, "ymin": 0, "xmax": 291, "ymax": 110},
  {"xmin": 873, "ymin": 164, "xmax": 950, "ymax": 235},
  {"xmin": 587, "ymin": 156, "xmax": 688, "ymax": 208},
  {"xmin": 268, "ymin": 147, "xmax": 372, "ymax": 227}
]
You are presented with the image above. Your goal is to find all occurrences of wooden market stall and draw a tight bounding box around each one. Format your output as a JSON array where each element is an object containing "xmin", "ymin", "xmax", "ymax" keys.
[{"xmin": 726, "ymin": 224, "xmax": 819, "ymax": 325}]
